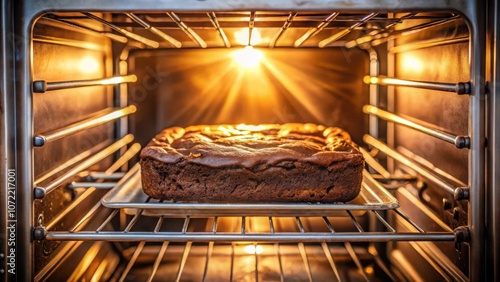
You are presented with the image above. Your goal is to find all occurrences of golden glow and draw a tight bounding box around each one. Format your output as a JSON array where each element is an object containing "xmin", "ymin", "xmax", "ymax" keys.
[
  {"xmin": 79, "ymin": 56, "xmax": 100, "ymax": 74},
  {"xmin": 363, "ymin": 75, "xmax": 379, "ymax": 84},
  {"xmin": 243, "ymin": 245, "xmax": 264, "ymax": 255},
  {"xmin": 232, "ymin": 46, "xmax": 263, "ymax": 68},
  {"xmin": 401, "ymin": 55, "xmax": 424, "ymax": 73},
  {"xmin": 234, "ymin": 29, "xmax": 262, "ymax": 46},
  {"xmin": 162, "ymin": 49, "xmax": 352, "ymax": 126}
]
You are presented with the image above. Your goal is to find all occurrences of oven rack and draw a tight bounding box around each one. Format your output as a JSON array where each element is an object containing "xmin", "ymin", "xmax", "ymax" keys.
[
  {"xmin": 41, "ymin": 11, "xmax": 460, "ymax": 49},
  {"xmin": 36, "ymin": 184, "xmax": 460, "ymax": 243},
  {"xmin": 33, "ymin": 137, "xmax": 465, "ymax": 244},
  {"xmin": 39, "ymin": 207, "xmax": 457, "ymax": 243},
  {"xmin": 112, "ymin": 242, "xmax": 396, "ymax": 281}
]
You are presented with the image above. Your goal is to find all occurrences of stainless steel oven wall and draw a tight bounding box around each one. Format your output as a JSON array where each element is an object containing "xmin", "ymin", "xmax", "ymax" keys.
[
  {"xmin": 384, "ymin": 16, "xmax": 471, "ymax": 280},
  {"xmin": 29, "ymin": 13, "xmax": 121, "ymax": 282},
  {"xmin": 0, "ymin": 0, "xmax": 16, "ymax": 280}
]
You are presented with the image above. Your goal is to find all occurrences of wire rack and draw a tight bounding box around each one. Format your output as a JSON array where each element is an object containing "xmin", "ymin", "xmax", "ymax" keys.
[
  {"xmin": 35, "ymin": 141, "xmax": 458, "ymax": 243},
  {"xmin": 112, "ymin": 242, "xmax": 397, "ymax": 282}
]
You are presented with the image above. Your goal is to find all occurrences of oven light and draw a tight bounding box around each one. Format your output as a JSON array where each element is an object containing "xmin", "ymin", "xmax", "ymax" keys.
[
  {"xmin": 234, "ymin": 28, "xmax": 261, "ymax": 46},
  {"xmin": 232, "ymin": 46, "xmax": 263, "ymax": 68},
  {"xmin": 79, "ymin": 56, "xmax": 100, "ymax": 74},
  {"xmin": 243, "ymin": 244, "xmax": 263, "ymax": 254}
]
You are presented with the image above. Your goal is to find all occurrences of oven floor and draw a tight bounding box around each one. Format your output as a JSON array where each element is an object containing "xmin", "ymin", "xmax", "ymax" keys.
[{"xmin": 110, "ymin": 243, "xmax": 395, "ymax": 281}]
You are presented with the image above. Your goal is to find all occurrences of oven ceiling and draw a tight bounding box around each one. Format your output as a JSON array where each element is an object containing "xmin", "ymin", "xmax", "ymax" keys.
[{"xmin": 40, "ymin": 11, "xmax": 457, "ymax": 49}]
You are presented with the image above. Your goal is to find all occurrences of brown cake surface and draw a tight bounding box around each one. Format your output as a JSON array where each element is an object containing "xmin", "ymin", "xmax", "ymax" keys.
[{"xmin": 140, "ymin": 123, "xmax": 364, "ymax": 203}]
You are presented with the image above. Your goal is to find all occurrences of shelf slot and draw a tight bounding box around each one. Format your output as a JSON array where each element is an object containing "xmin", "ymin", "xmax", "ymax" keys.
[
  {"xmin": 294, "ymin": 12, "xmax": 339, "ymax": 47},
  {"xmin": 363, "ymin": 75, "xmax": 470, "ymax": 94},
  {"xmin": 319, "ymin": 13, "xmax": 378, "ymax": 48},
  {"xmin": 207, "ymin": 12, "xmax": 230, "ymax": 48},
  {"xmin": 34, "ymin": 134, "xmax": 134, "ymax": 199},
  {"xmin": 83, "ymin": 12, "xmax": 159, "ymax": 48},
  {"xmin": 33, "ymin": 74, "xmax": 137, "ymax": 93},
  {"xmin": 44, "ymin": 142, "xmax": 138, "ymax": 231},
  {"xmin": 363, "ymin": 134, "xmax": 465, "ymax": 197},
  {"xmin": 397, "ymin": 146, "xmax": 467, "ymax": 187},
  {"xmin": 166, "ymin": 12, "xmax": 207, "ymax": 48},
  {"xmin": 269, "ymin": 12, "xmax": 297, "ymax": 48},
  {"xmin": 363, "ymin": 105, "xmax": 470, "ymax": 149},
  {"xmin": 34, "ymin": 106, "xmax": 136, "ymax": 147},
  {"xmin": 125, "ymin": 12, "xmax": 181, "ymax": 48},
  {"xmin": 34, "ymin": 140, "xmax": 111, "ymax": 185}
]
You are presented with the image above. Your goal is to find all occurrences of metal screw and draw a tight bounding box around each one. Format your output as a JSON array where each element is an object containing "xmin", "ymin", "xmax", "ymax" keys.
[{"xmin": 0, "ymin": 252, "xmax": 4, "ymax": 259}]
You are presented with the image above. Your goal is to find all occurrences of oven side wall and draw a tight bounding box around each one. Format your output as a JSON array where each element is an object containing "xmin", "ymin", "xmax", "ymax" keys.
[{"xmin": 0, "ymin": 1, "xmax": 16, "ymax": 280}]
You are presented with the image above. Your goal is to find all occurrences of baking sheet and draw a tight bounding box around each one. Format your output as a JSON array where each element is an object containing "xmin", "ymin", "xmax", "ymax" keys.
[{"xmin": 101, "ymin": 164, "xmax": 399, "ymax": 216}]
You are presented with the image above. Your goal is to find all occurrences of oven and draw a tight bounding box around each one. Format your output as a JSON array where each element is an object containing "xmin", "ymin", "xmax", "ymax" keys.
[{"xmin": 1, "ymin": 0, "xmax": 498, "ymax": 281}]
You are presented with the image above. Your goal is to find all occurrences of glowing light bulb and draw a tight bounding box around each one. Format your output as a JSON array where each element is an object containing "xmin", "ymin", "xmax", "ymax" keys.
[
  {"xmin": 243, "ymin": 245, "xmax": 263, "ymax": 254},
  {"xmin": 232, "ymin": 46, "xmax": 263, "ymax": 68}
]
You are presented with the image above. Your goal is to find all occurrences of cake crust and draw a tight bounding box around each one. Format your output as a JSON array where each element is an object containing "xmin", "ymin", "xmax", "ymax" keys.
[{"xmin": 140, "ymin": 123, "xmax": 364, "ymax": 203}]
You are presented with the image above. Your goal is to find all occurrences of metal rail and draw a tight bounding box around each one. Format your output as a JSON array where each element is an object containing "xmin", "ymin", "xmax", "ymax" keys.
[
  {"xmin": 41, "ymin": 14, "xmax": 128, "ymax": 44},
  {"xmin": 345, "ymin": 12, "xmax": 417, "ymax": 48},
  {"xmin": 397, "ymin": 146, "xmax": 467, "ymax": 187},
  {"xmin": 33, "ymin": 106, "xmax": 136, "ymax": 147},
  {"xmin": 82, "ymin": 12, "xmax": 160, "ymax": 48},
  {"xmin": 43, "ymin": 204, "xmax": 456, "ymax": 242},
  {"xmin": 363, "ymin": 75, "xmax": 471, "ymax": 94},
  {"xmin": 294, "ymin": 12, "xmax": 339, "ymax": 47},
  {"xmin": 125, "ymin": 13, "xmax": 181, "ymax": 48},
  {"xmin": 363, "ymin": 134, "xmax": 469, "ymax": 199},
  {"xmin": 166, "ymin": 12, "xmax": 207, "ymax": 48},
  {"xmin": 363, "ymin": 105, "xmax": 470, "ymax": 148},
  {"xmin": 370, "ymin": 15, "xmax": 461, "ymax": 47},
  {"xmin": 33, "ymin": 74, "xmax": 137, "ymax": 93},
  {"xmin": 269, "ymin": 12, "xmax": 297, "ymax": 48},
  {"xmin": 319, "ymin": 13, "xmax": 378, "ymax": 48},
  {"xmin": 389, "ymin": 35, "xmax": 469, "ymax": 53},
  {"xmin": 34, "ymin": 140, "xmax": 111, "ymax": 185},
  {"xmin": 248, "ymin": 11, "xmax": 256, "ymax": 46},
  {"xmin": 46, "ymin": 230, "xmax": 455, "ymax": 242},
  {"xmin": 34, "ymin": 134, "xmax": 134, "ymax": 199},
  {"xmin": 207, "ymin": 12, "xmax": 230, "ymax": 48}
]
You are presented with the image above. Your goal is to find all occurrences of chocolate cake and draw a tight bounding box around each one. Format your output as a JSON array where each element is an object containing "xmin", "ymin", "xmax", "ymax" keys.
[{"xmin": 139, "ymin": 123, "xmax": 364, "ymax": 203}]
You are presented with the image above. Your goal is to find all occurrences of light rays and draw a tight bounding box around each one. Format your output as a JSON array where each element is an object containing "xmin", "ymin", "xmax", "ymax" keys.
[{"xmin": 154, "ymin": 48, "xmax": 366, "ymax": 137}]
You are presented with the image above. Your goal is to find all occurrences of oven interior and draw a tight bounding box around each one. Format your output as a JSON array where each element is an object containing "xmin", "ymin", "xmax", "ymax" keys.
[{"xmin": 7, "ymin": 5, "xmax": 484, "ymax": 281}]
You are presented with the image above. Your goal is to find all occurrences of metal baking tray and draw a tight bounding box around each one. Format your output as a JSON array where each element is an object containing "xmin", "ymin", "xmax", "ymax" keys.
[{"xmin": 101, "ymin": 164, "xmax": 399, "ymax": 216}]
